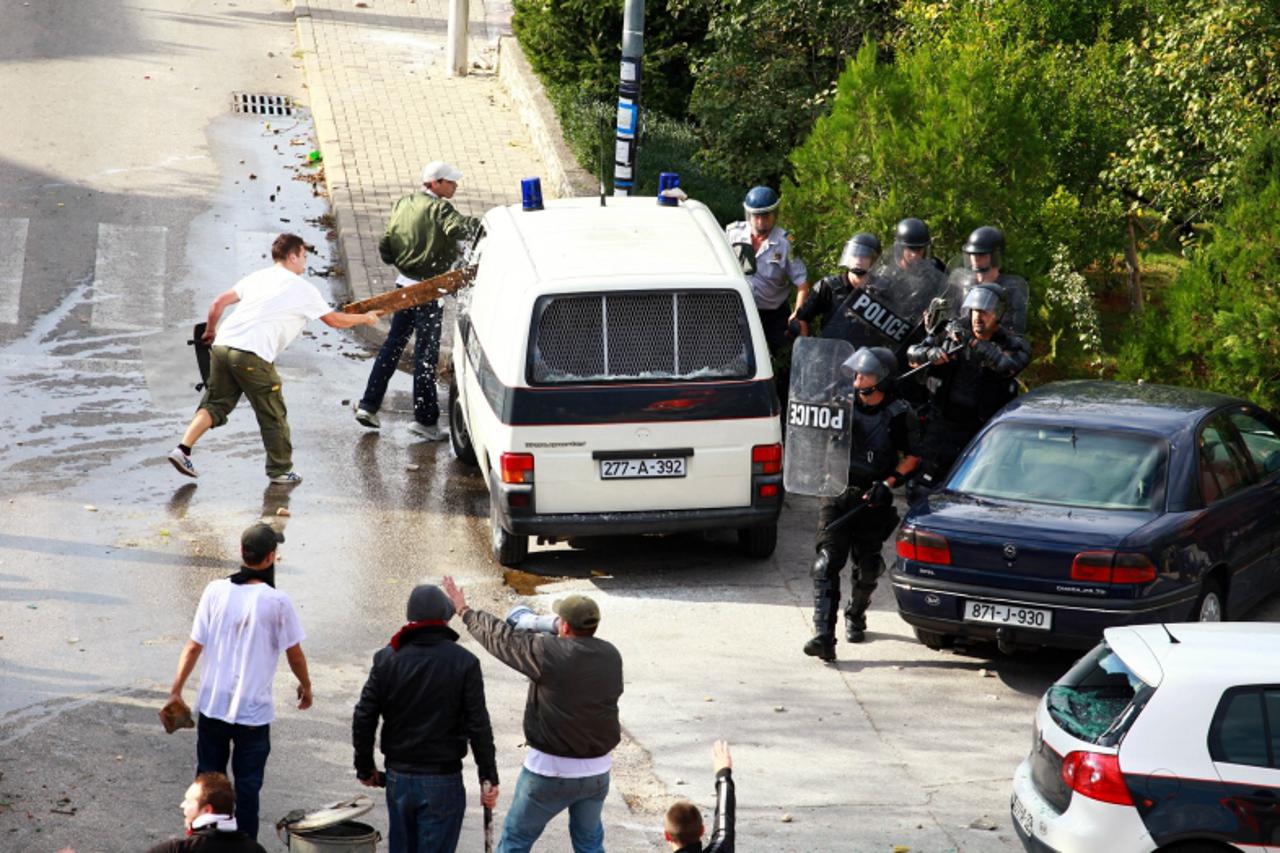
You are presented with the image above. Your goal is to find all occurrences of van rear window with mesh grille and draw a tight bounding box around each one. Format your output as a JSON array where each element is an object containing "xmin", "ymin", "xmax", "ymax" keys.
[{"xmin": 528, "ymin": 291, "xmax": 754, "ymax": 384}]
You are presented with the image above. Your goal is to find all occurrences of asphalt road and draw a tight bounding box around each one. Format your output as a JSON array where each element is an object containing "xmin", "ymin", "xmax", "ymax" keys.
[{"xmin": 4, "ymin": 3, "xmax": 1280, "ymax": 853}]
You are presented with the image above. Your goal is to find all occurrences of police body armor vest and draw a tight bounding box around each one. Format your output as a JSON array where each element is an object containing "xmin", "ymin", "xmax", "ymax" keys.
[{"xmin": 848, "ymin": 397, "xmax": 910, "ymax": 484}]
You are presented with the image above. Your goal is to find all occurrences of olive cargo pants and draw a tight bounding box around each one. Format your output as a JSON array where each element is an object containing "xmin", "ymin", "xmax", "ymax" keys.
[{"xmin": 199, "ymin": 346, "xmax": 293, "ymax": 477}]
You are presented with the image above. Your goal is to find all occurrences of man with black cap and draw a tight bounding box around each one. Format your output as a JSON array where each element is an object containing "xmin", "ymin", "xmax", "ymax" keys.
[
  {"xmin": 162, "ymin": 523, "xmax": 311, "ymax": 841},
  {"xmin": 352, "ymin": 584, "xmax": 500, "ymax": 853},
  {"xmin": 440, "ymin": 577, "xmax": 623, "ymax": 853}
]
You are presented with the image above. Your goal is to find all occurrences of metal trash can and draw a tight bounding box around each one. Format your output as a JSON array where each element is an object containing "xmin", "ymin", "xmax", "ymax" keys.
[{"xmin": 276, "ymin": 795, "xmax": 381, "ymax": 852}]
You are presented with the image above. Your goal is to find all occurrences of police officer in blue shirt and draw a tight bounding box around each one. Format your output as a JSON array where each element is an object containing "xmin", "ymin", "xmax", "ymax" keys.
[{"xmin": 725, "ymin": 187, "xmax": 809, "ymax": 358}]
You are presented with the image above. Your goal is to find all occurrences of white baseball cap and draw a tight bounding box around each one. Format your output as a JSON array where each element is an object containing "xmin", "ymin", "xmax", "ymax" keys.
[{"xmin": 421, "ymin": 161, "xmax": 463, "ymax": 184}]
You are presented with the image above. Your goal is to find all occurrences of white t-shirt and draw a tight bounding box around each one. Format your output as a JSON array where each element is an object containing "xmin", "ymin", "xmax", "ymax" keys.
[
  {"xmin": 214, "ymin": 265, "xmax": 332, "ymax": 363},
  {"xmin": 190, "ymin": 579, "xmax": 306, "ymax": 726},
  {"xmin": 523, "ymin": 747, "xmax": 613, "ymax": 779}
]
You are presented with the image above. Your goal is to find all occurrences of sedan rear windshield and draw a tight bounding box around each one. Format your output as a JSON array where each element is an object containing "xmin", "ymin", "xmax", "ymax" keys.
[
  {"xmin": 1047, "ymin": 642, "xmax": 1153, "ymax": 746},
  {"xmin": 947, "ymin": 423, "xmax": 1168, "ymax": 511}
]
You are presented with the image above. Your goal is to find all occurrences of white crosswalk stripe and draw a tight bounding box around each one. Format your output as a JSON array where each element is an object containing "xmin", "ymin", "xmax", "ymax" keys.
[
  {"xmin": 89, "ymin": 223, "xmax": 168, "ymax": 330},
  {"xmin": 0, "ymin": 218, "xmax": 29, "ymax": 325}
]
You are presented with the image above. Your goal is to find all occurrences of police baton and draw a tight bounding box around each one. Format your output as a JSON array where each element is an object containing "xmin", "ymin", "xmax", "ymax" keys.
[
  {"xmin": 897, "ymin": 336, "xmax": 965, "ymax": 382},
  {"xmin": 821, "ymin": 499, "xmax": 871, "ymax": 534},
  {"xmin": 482, "ymin": 781, "xmax": 495, "ymax": 853}
]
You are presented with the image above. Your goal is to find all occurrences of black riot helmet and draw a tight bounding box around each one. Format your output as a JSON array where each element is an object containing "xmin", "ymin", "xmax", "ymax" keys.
[
  {"xmin": 839, "ymin": 346, "xmax": 898, "ymax": 387},
  {"xmin": 894, "ymin": 218, "xmax": 932, "ymax": 249},
  {"xmin": 962, "ymin": 226, "xmax": 1004, "ymax": 272},
  {"xmin": 962, "ymin": 281, "xmax": 1007, "ymax": 320},
  {"xmin": 837, "ymin": 232, "xmax": 882, "ymax": 274}
]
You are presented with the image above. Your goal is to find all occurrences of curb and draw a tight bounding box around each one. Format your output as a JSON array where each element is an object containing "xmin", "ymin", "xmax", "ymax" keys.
[
  {"xmin": 497, "ymin": 36, "xmax": 597, "ymax": 198},
  {"xmin": 291, "ymin": 1, "xmax": 386, "ymax": 352}
]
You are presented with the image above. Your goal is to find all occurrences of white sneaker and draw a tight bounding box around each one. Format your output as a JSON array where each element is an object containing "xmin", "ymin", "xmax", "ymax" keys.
[
  {"xmin": 354, "ymin": 407, "xmax": 380, "ymax": 429},
  {"xmin": 408, "ymin": 422, "xmax": 447, "ymax": 442},
  {"xmin": 269, "ymin": 471, "xmax": 303, "ymax": 485},
  {"xmin": 168, "ymin": 447, "xmax": 198, "ymax": 478}
]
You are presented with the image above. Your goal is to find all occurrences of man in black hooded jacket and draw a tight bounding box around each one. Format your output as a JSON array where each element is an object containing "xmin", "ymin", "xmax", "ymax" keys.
[{"xmin": 352, "ymin": 584, "xmax": 499, "ymax": 852}]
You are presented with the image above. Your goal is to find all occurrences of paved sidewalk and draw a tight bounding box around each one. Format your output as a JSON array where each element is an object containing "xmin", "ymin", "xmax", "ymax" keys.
[{"xmin": 292, "ymin": 0, "xmax": 549, "ymax": 328}]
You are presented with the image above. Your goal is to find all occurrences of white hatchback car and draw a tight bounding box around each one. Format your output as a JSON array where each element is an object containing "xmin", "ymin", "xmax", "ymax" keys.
[{"xmin": 1012, "ymin": 623, "xmax": 1280, "ymax": 852}]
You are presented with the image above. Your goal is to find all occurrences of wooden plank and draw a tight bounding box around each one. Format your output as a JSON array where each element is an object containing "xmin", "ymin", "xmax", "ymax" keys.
[{"xmin": 342, "ymin": 266, "xmax": 477, "ymax": 314}]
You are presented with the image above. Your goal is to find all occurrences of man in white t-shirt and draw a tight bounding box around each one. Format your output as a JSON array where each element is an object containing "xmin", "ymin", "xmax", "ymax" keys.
[
  {"xmin": 167, "ymin": 233, "xmax": 381, "ymax": 484},
  {"xmin": 163, "ymin": 523, "xmax": 311, "ymax": 841}
]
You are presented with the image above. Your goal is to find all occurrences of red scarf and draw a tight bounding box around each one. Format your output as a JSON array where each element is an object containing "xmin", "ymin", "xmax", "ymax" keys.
[{"xmin": 389, "ymin": 620, "xmax": 448, "ymax": 650}]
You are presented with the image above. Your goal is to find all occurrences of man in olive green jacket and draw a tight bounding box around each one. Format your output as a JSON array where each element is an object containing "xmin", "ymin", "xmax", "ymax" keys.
[{"xmin": 355, "ymin": 161, "xmax": 480, "ymax": 441}]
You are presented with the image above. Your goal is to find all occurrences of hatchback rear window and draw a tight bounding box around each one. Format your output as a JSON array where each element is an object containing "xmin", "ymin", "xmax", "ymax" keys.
[
  {"xmin": 1047, "ymin": 642, "xmax": 1153, "ymax": 746},
  {"xmin": 948, "ymin": 423, "xmax": 1168, "ymax": 511},
  {"xmin": 528, "ymin": 290, "xmax": 754, "ymax": 385}
]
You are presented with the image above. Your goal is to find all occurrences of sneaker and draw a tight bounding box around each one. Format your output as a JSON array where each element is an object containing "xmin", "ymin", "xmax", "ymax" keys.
[
  {"xmin": 408, "ymin": 422, "xmax": 447, "ymax": 442},
  {"xmin": 168, "ymin": 447, "xmax": 198, "ymax": 478},
  {"xmin": 354, "ymin": 407, "xmax": 380, "ymax": 430},
  {"xmin": 268, "ymin": 471, "xmax": 303, "ymax": 485}
]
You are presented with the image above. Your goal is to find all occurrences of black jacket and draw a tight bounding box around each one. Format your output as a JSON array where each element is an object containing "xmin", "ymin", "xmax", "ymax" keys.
[
  {"xmin": 911, "ymin": 326, "xmax": 1030, "ymax": 428},
  {"xmin": 674, "ymin": 768, "xmax": 735, "ymax": 853},
  {"xmin": 463, "ymin": 609, "xmax": 623, "ymax": 759},
  {"xmin": 352, "ymin": 625, "xmax": 498, "ymax": 784},
  {"xmin": 146, "ymin": 827, "xmax": 267, "ymax": 853}
]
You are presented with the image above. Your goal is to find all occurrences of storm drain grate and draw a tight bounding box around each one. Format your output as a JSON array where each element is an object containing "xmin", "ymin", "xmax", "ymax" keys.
[{"xmin": 232, "ymin": 93, "xmax": 295, "ymax": 116}]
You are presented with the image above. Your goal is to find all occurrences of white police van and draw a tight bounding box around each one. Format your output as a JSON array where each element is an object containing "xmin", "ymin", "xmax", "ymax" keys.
[{"xmin": 449, "ymin": 182, "xmax": 784, "ymax": 566}]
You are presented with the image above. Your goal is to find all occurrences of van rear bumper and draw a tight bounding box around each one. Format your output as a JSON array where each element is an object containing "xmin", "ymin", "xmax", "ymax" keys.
[{"xmin": 494, "ymin": 479, "xmax": 783, "ymax": 537}]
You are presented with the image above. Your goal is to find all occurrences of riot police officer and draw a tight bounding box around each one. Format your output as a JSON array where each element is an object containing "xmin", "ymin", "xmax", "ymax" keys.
[
  {"xmin": 891, "ymin": 217, "xmax": 947, "ymax": 274},
  {"xmin": 725, "ymin": 187, "xmax": 809, "ymax": 356},
  {"xmin": 804, "ymin": 347, "xmax": 920, "ymax": 662},
  {"xmin": 906, "ymin": 282, "xmax": 1031, "ymax": 500},
  {"xmin": 792, "ymin": 232, "xmax": 882, "ymax": 346},
  {"xmin": 959, "ymin": 226, "xmax": 1029, "ymax": 334}
]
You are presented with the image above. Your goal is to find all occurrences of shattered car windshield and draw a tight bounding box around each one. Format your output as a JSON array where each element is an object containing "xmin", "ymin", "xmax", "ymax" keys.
[
  {"xmin": 1047, "ymin": 642, "xmax": 1152, "ymax": 744},
  {"xmin": 947, "ymin": 423, "xmax": 1168, "ymax": 511}
]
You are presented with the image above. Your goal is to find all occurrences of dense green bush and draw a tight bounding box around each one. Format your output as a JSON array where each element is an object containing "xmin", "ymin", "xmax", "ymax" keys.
[
  {"xmin": 1117, "ymin": 132, "xmax": 1280, "ymax": 408},
  {"xmin": 511, "ymin": 0, "xmax": 707, "ymax": 119}
]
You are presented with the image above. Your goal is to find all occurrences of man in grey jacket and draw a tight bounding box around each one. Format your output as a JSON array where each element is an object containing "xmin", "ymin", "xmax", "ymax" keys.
[{"xmin": 441, "ymin": 577, "xmax": 623, "ymax": 853}]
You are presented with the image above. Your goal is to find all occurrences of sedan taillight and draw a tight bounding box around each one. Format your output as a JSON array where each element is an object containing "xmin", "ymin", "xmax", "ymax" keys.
[
  {"xmin": 895, "ymin": 527, "xmax": 951, "ymax": 565},
  {"xmin": 1060, "ymin": 750, "xmax": 1133, "ymax": 805},
  {"xmin": 1070, "ymin": 551, "xmax": 1156, "ymax": 584}
]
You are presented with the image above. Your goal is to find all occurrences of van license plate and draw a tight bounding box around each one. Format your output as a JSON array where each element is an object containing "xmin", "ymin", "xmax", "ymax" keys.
[
  {"xmin": 599, "ymin": 457, "xmax": 686, "ymax": 479},
  {"xmin": 963, "ymin": 600, "xmax": 1052, "ymax": 630}
]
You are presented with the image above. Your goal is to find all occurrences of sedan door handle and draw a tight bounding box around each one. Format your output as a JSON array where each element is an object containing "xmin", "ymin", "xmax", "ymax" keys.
[{"xmin": 1239, "ymin": 789, "xmax": 1279, "ymax": 810}]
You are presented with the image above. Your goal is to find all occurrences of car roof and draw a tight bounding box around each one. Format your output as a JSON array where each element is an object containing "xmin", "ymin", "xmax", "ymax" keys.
[
  {"xmin": 995, "ymin": 380, "xmax": 1245, "ymax": 435},
  {"xmin": 1105, "ymin": 623, "xmax": 1280, "ymax": 689},
  {"xmin": 481, "ymin": 196, "xmax": 741, "ymax": 284}
]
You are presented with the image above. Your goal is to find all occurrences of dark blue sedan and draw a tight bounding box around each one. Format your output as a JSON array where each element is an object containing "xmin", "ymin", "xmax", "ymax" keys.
[{"xmin": 892, "ymin": 381, "xmax": 1280, "ymax": 652}]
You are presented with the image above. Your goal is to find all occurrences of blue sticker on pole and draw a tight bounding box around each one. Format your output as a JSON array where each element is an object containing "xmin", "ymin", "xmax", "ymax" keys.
[{"xmin": 616, "ymin": 100, "xmax": 638, "ymax": 136}]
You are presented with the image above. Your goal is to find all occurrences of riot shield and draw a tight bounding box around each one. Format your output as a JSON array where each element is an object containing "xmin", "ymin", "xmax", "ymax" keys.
[
  {"xmin": 997, "ymin": 273, "xmax": 1029, "ymax": 335},
  {"xmin": 784, "ymin": 337, "xmax": 855, "ymax": 497},
  {"xmin": 833, "ymin": 256, "xmax": 953, "ymax": 351}
]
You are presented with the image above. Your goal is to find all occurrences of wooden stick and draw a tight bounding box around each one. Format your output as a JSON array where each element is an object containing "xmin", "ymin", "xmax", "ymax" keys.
[{"xmin": 342, "ymin": 265, "xmax": 477, "ymax": 314}]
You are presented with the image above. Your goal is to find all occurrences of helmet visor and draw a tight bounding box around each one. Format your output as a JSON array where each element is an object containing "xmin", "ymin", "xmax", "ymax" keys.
[
  {"xmin": 962, "ymin": 286, "xmax": 1001, "ymax": 315},
  {"xmin": 838, "ymin": 240, "xmax": 879, "ymax": 273}
]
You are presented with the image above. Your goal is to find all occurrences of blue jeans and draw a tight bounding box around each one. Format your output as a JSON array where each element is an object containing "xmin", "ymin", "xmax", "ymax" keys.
[
  {"xmin": 497, "ymin": 768, "xmax": 609, "ymax": 853},
  {"xmin": 385, "ymin": 769, "xmax": 466, "ymax": 853},
  {"xmin": 358, "ymin": 302, "xmax": 443, "ymax": 426},
  {"xmin": 195, "ymin": 713, "xmax": 271, "ymax": 840}
]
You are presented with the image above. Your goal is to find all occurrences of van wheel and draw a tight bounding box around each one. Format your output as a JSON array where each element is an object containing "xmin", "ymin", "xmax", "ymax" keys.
[
  {"xmin": 1194, "ymin": 577, "xmax": 1225, "ymax": 622},
  {"xmin": 737, "ymin": 525, "xmax": 777, "ymax": 559},
  {"xmin": 914, "ymin": 627, "xmax": 953, "ymax": 651},
  {"xmin": 490, "ymin": 493, "xmax": 528, "ymax": 567},
  {"xmin": 448, "ymin": 380, "xmax": 477, "ymax": 466}
]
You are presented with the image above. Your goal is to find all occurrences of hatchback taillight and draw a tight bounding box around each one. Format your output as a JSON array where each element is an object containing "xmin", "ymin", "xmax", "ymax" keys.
[
  {"xmin": 500, "ymin": 452, "xmax": 534, "ymax": 484},
  {"xmin": 752, "ymin": 444, "xmax": 782, "ymax": 475},
  {"xmin": 1070, "ymin": 551, "xmax": 1156, "ymax": 584},
  {"xmin": 895, "ymin": 527, "xmax": 951, "ymax": 565},
  {"xmin": 1060, "ymin": 750, "xmax": 1133, "ymax": 805}
]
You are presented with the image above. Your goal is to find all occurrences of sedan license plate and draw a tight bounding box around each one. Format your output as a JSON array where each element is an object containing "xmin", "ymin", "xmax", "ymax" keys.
[
  {"xmin": 1010, "ymin": 792, "xmax": 1034, "ymax": 837},
  {"xmin": 963, "ymin": 600, "xmax": 1052, "ymax": 631},
  {"xmin": 599, "ymin": 457, "xmax": 686, "ymax": 479}
]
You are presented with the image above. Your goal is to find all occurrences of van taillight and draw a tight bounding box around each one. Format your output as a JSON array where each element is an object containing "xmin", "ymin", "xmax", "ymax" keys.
[
  {"xmin": 895, "ymin": 527, "xmax": 950, "ymax": 565},
  {"xmin": 752, "ymin": 444, "xmax": 782, "ymax": 475},
  {"xmin": 500, "ymin": 453, "xmax": 535, "ymax": 484},
  {"xmin": 1070, "ymin": 551, "xmax": 1156, "ymax": 584},
  {"xmin": 1060, "ymin": 751, "xmax": 1133, "ymax": 806}
]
